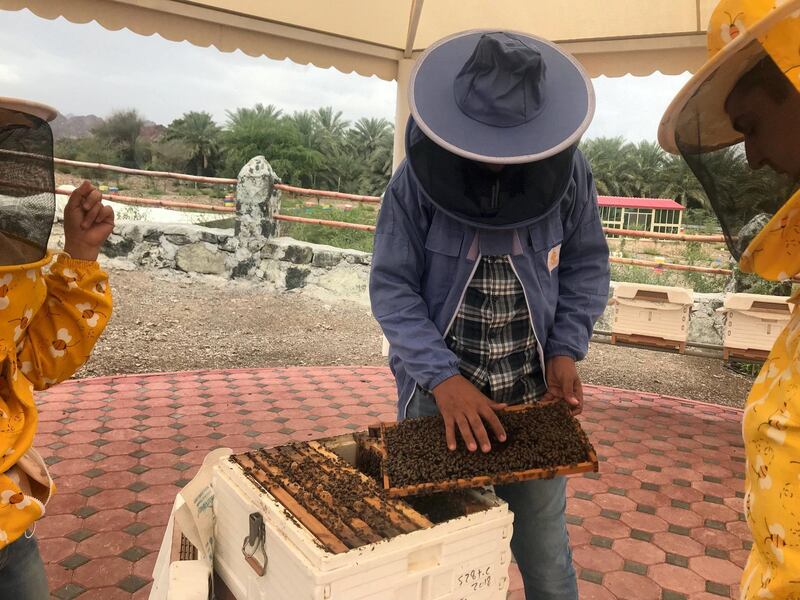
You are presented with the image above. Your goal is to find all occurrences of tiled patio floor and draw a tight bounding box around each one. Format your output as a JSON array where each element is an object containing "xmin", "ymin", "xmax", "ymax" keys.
[{"xmin": 33, "ymin": 367, "xmax": 749, "ymax": 600}]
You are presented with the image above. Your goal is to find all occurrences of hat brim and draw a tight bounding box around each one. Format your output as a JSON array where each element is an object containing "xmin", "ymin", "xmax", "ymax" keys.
[
  {"xmin": 0, "ymin": 97, "xmax": 57, "ymax": 123},
  {"xmin": 409, "ymin": 29, "xmax": 595, "ymax": 164},
  {"xmin": 658, "ymin": 1, "xmax": 799, "ymax": 155}
]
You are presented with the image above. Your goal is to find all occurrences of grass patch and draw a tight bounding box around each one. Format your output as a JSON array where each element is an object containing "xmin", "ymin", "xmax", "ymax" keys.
[
  {"xmin": 278, "ymin": 198, "xmax": 378, "ymax": 253},
  {"xmin": 610, "ymin": 264, "xmax": 728, "ymax": 293}
]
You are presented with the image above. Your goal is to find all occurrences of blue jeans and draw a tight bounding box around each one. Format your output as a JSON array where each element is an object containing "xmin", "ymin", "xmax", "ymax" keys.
[
  {"xmin": 406, "ymin": 389, "xmax": 578, "ymax": 600},
  {"xmin": 0, "ymin": 535, "xmax": 49, "ymax": 600}
]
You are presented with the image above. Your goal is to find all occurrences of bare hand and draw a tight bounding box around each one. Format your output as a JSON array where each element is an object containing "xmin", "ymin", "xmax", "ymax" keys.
[
  {"xmin": 432, "ymin": 375, "xmax": 507, "ymax": 453},
  {"xmin": 63, "ymin": 181, "xmax": 115, "ymax": 261},
  {"xmin": 542, "ymin": 356, "xmax": 583, "ymax": 415}
]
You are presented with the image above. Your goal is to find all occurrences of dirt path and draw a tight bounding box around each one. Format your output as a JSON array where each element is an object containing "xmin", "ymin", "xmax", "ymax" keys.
[{"xmin": 75, "ymin": 266, "xmax": 753, "ymax": 408}]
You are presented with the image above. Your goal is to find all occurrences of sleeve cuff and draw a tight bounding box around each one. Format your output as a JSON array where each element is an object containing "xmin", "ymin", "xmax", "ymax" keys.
[
  {"xmin": 424, "ymin": 366, "xmax": 462, "ymax": 393},
  {"xmin": 55, "ymin": 254, "xmax": 102, "ymax": 273},
  {"xmin": 544, "ymin": 342, "xmax": 584, "ymax": 362}
]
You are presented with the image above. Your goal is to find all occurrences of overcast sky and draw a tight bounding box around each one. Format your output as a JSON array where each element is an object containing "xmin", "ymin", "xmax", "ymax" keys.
[{"xmin": 0, "ymin": 8, "xmax": 691, "ymax": 142}]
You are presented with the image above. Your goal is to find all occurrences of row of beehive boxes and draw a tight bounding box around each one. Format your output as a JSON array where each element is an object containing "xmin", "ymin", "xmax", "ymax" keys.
[{"xmin": 610, "ymin": 282, "xmax": 794, "ymax": 360}]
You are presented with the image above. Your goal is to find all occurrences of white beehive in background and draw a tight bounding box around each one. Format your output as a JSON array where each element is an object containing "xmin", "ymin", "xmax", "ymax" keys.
[
  {"xmin": 719, "ymin": 293, "xmax": 793, "ymax": 360},
  {"xmin": 212, "ymin": 434, "xmax": 514, "ymax": 600},
  {"xmin": 611, "ymin": 283, "xmax": 694, "ymax": 352}
]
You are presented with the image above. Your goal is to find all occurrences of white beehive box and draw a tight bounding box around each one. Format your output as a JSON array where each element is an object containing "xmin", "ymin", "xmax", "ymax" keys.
[
  {"xmin": 212, "ymin": 435, "xmax": 514, "ymax": 600},
  {"xmin": 719, "ymin": 293, "xmax": 793, "ymax": 360},
  {"xmin": 611, "ymin": 283, "xmax": 694, "ymax": 351}
]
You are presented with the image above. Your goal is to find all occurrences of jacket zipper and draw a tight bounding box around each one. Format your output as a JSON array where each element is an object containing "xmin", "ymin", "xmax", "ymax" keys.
[
  {"xmin": 444, "ymin": 253, "xmax": 482, "ymax": 336},
  {"xmin": 508, "ymin": 257, "xmax": 547, "ymax": 382},
  {"xmin": 402, "ymin": 252, "xmax": 482, "ymax": 420}
]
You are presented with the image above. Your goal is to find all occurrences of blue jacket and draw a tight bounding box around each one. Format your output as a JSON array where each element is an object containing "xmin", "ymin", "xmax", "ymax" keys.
[{"xmin": 370, "ymin": 134, "xmax": 610, "ymax": 418}]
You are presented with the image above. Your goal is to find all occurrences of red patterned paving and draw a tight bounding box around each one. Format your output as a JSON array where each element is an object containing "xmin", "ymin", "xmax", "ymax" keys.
[{"xmin": 34, "ymin": 367, "xmax": 749, "ymax": 599}]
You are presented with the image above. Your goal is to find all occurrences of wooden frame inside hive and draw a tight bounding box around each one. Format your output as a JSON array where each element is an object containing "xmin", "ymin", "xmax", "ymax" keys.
[{"xmin": 230, "ymin": 441, "xmax": 433, "ymax": 555}]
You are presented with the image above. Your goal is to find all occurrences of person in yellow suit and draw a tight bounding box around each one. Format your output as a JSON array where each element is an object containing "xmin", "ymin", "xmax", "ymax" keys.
[
  {"xmin": 660, "ymin": 1, "xmax": 800, "ymax": 597},
  {"xmin": 0, "ymin": 97, "xmax": 114, "ymax": 598}
]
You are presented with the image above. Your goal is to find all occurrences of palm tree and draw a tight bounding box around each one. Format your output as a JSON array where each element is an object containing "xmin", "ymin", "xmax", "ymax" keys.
[
  {"xmin": 313, "ymin": 107, "xmax": 349, "ymax": 139},
  {"xmin": 659, "ymin": 154, "xmax": 708, "ymax": 209},
  {"xmin": 225, "ymin": 104, "xmax": 283, "ymax": 129},
  {"xmin": 288, "ymin": 110, "xmax": 317, "ymax": 149},
  {"xmin": 349, "ymin": 117, "xmax": 392, "ymax": 159},
  {"xmin": 581, "ymin": 137, "xmax": 637, "ymax": 196},
  {"xmin": 626, "ymin": 140, "xmax": 668, "ymax": 198},
  {"xmin": 358, "ymin": 129, "xmax": 394, "ymax": 195},
  {"xmin": 308, "ymin": 107, "xmax": 351, "ymax": 189},
  {"xmin": 166, "ymin": 111, "xmax": 220, "ymax": 175}
]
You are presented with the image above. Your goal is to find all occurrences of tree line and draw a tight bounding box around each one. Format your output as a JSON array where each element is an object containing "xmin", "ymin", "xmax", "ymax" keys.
[
  {"xmin": 55, "ymin": 106, "xmax": 792, "ymax": 209},
  {"xmin": 580, "ymin": 137, "xmax": 793, "ymax": 217},
  {"xmin": 55, "ymin": 105, "xmax": 394, "ymax": 196}
]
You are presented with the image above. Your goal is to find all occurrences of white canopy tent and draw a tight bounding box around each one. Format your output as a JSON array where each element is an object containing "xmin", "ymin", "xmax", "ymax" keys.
[{"xmin": 1, "ymin": 0, "xmax": 716, "ymax": 163}]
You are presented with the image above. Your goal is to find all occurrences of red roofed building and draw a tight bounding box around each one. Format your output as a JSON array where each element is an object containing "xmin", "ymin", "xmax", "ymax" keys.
[{"xmin": 597, "ymin": 196, "xmax": 685, "ymax": 235}]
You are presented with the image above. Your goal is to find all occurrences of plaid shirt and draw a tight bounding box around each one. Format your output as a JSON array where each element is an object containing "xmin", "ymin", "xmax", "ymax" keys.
[{"xmin": 445, "ymin": 255, "xmax": 546, "ymax": 404}]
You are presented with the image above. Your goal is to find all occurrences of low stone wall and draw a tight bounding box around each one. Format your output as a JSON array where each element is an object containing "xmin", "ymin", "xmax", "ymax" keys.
[
  {"xmin": 101, "ymin": 219, "xmax": 726, "ymax": 346},
  {"xmin": 103, "ymin": 222, "xmax": 372, "ymax": 303}
]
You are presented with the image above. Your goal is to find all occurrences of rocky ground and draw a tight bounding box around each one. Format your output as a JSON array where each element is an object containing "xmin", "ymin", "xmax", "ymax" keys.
[{"xmin": 75, "ymin": 264, "xmax": 753, "ymax": 409}]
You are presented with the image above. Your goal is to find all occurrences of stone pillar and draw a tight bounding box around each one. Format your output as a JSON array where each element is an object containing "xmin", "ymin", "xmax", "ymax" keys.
[
  {"xmin": 235, "ymin": 156, "xmax": 281, "ymax": 251},
  {"xmin": 232, "ymin": 156, "xmax": 281, "ymax": 278}
]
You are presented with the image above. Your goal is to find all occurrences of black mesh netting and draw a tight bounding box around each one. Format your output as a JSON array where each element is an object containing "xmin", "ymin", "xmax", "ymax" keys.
[
  {"xmin": 0, "ymin": 107, "xmax": 55, "ymax": 266},
  {"xmin": 674, "ymin": 42, "xmax": 798, "ymax": 261},
  {"xmin": 407, "ymin": 121, "xmax": 575, "ymax": 228},
  {"xmin": 677, "ymin": 140, "xmax": 795, "ymax": 260}
]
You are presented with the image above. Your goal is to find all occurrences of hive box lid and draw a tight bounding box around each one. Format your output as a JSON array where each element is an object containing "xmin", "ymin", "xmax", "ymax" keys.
[
  {"xmin": 613, "ymin": 282, "xmax": 693, "ymax": 305},
  {"xmin": 722, "ymin": 293, "xmax": 793, "ymax": 312}
]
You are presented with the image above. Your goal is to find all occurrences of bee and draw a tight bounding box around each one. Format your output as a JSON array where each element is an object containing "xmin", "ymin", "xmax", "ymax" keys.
[
  {"xmin": 0, "ymin": 489, "xmax": 23, "ymax": 505},
  {"xmin": 75, "ymin": 303, "xmax": 107, "ymax": 328},
  {"xmin": 62, "ymin": 268, "xmax": 80, "ymax": 288},
  {"xmin": 749, "ymin": 567, "xmax": 776, "ymax": 599},
  {"xmin": 760, "ymin": 414, "xmax": 788, "ymax": 432},
  {"xmin": 765, "ymin": 520, "xmax": 787, "ymax": 564},
  {"xmin": 723, "ymin": 11, "xmax": 745, "ymax": 39},
  {"xmin": 754, "ymin": 455, "xmax": 773, "ymax": 490},
  {"xmin": 0, "ymin": 274, "xmax": 12, "ymax": 310},
  {"xmin": 50, "ymin": 328, "xmax": 78, "ymax": 358},
  {"xmin": 9, "ymin": 309, "xmax": 30, "ymax": 329},
  {"xmin": 8, "ymin": 308, "xmax": 33, "ymax": 343},
  {"xmin": 758, "ymin": 403, "xmax": 791, "ymax": 445},
  {"xmin": 757, "ymin": 568, "xmax": 774, "ymax": 598}
]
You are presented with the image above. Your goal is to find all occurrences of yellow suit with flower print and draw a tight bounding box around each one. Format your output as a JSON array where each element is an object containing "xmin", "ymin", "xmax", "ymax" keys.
[
  {"xmin": 740, "ymin": 190, "xmax": 800, "ymax": 281},
  {"xmin": 740, "ymin": 290, "xmax": 800, "ymax": 599},
  {"xmin": 0, "ymin": 252, "xmax": 111, "ymax": 549}
]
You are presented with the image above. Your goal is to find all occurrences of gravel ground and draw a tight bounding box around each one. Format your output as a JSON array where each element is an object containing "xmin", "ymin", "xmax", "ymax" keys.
[{"xmin": 75, "ymin": 266, "xmax": 753, "ymax": 408}]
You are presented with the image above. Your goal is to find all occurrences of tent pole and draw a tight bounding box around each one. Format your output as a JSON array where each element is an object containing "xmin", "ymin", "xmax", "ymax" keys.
[{"xmin": 392, "ymin": 58, "xmax": 416, "ymax": 170}]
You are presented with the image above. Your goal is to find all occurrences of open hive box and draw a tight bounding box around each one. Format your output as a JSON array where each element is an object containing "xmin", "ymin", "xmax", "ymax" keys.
[
  {"xmin": 213, "ymin": 434, "xmax": 514, "ymax": 600},
  {"xmin": 377, "ymin": 402, "xmax": 598, "ymax": 497}
]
